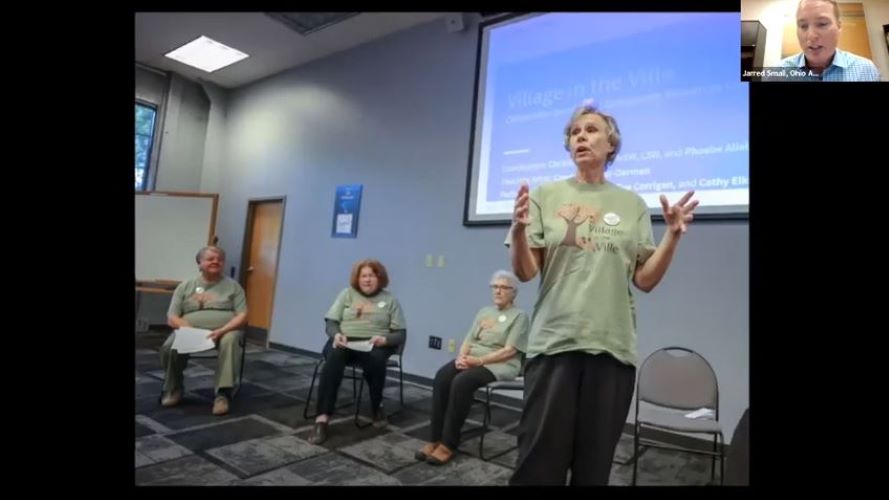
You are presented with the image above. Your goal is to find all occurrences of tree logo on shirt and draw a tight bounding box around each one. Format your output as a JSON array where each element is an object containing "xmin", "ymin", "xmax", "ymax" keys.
[
  {"xmin": 190, "ymin": 291, "xmax": 218, "ymax": 310},
  {"xmin": 352, "ymin": 301, "xmax": 376, "ymax": 319},
  {"xmin": 556, "ymin": 204, "xmax": 599, "ymax": 250},
  {"xmin": 555, "ymin": 203, "xmax": 625, "ymax": 254},
  {"xmin": 475, "ymin": 316, "xmax": 496, "ymax": 339}
]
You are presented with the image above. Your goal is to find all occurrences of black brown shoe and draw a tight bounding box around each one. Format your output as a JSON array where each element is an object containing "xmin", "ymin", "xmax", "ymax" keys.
[
  {"xmin": 415, "ymin": 441, "xmax": 440, "ymax": 461},
  {"xmin": 212, "ymin": 395, "xmax": 230, "ymax": 416},
  {"xmin": 308, "ymin": 422, "xmax": 329, "ymax": 445},
  {"xmin": 161, "ymin": 389, "xmax": 182, "ymax": 407},
  {"xmin": 372, "ymin": 410, "xmax": 388, "ymax": 429},
  {"xmin": 427, "ymin": 444, "xmax": 455, "ymax": 465}
]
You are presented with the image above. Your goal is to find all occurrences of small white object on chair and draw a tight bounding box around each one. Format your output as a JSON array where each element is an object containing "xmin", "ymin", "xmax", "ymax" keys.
[
  {"xmin": 346, "ymin": 340, "xmax": 374, "ymax": 352},
  {"xmin": 684, "ymin": 407, "xmax": 715, "ymax": 420},
  {"xmin": 171, "ymin": 327, "xmax": 215, "ymax": 354}
]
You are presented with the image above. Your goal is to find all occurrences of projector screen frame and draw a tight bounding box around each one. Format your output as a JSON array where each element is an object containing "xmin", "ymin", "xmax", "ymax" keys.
[
  {"xmin": 461, "ymin": 12, "xmax": 750, "ymax": 227},
  {"xmin": 463, "ymin": 12, "xmax": 530, "ymax": 227}
]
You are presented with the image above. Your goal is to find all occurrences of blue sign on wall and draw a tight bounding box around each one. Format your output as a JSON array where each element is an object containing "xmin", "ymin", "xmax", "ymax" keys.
[{"xmin": 331, "ymin": 184, "xmax": 362, "ymax": 238}]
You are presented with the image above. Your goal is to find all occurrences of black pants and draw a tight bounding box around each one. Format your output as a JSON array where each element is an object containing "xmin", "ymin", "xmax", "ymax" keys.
[
  {"xmin": 430, "ymin": 361, "xmax": 496, "ymax": 450},
  {"xmin": 315, "ymin": 341, "xmax": 396, "ymax": 416},
  {"xmin": 510, "ymin": 351, "xmax": 635, "ymax": 486}
]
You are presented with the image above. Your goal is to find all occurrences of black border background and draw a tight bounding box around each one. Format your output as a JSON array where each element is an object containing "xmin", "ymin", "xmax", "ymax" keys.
[{"xmin": 39, "ymin": 1, "xmax": 884, "ymax": 492}]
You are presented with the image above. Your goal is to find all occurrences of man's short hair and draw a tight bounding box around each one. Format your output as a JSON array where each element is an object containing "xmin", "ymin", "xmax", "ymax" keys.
[
  {"xmin": 798, "ymin": 0, "xmax": 841, "ymax": 23},
  {"xmin": 195, "ymin": 246, "xmax": 225, "ymax": 264}
]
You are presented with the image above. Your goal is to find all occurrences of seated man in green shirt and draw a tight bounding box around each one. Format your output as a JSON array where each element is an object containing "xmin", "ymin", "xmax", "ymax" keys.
[{"xmin": 159, "ymin": 246, "xmax": 248, "ymax": 416}]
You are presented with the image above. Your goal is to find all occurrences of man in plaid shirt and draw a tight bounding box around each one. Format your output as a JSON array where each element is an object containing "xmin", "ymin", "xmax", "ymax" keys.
[{"xmin": 777, "ymin": 0, "xmax": 882, "ymax": 82}]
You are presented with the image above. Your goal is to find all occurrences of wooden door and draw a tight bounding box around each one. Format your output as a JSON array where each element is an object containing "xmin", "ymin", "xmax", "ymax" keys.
[{"xmin": 242, "ymin": 199, "xmax": 284, "ymax": 346}]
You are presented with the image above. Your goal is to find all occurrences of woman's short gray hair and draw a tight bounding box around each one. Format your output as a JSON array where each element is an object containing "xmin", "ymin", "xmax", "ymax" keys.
[
  {"xmin": 563, "ymin": 101, "xmax": 622, "ymax": 168},
  {"xmin": 195, "ymin": 246, "xmax": 226, "ymax": 264},
  {"xmin": 490, "ymin": 270, "xmax": 519, "ymax": 295}
]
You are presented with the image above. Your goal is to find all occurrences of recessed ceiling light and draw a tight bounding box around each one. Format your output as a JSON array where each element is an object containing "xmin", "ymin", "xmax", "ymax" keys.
[{"xmin": 164, "ymin": 35, "xmax": 249, "ymax": 73}]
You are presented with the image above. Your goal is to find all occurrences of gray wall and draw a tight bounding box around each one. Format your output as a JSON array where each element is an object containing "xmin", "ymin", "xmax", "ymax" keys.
[
  {"xmin": 148, "ymin": 15, "xmax": 749, "ymax": 439},
  {"xmin": 154, "ymin": 73, "xmax": 211, "ymax": 192},
  {"xmin": 199, "ymin": 81, "xmax": 228, "ymax": 195},
  {"xmin": 135, "ymin": 65, "xmax": 167, "ymax": 104}
]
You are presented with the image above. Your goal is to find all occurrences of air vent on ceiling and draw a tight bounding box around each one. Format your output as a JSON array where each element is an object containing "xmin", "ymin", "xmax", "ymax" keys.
[{"xmin": 265, "ymin": 12, "xmax": 360, "ymax": 35}]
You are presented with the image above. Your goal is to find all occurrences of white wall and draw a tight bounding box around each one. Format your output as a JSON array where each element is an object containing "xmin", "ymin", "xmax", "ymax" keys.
[{"xmin": 741, "ymin": 0, "xmax": 889, "ymax": 78}]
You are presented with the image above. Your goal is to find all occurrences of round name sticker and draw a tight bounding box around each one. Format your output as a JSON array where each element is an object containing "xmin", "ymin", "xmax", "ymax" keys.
[
  {"xmin": 498, "ymin": 315, "xmax": 507, "ymax": 323},
  {"xmin": 603, "ymin": 212, "xmax": 621, "ymax": 226},
  {"xmin": 196, "ymin": 287, "xmax": 205, "ymax": 293},
  {"xmin": 377, "ymin": 301, "xmax": 386, "ymax": 308}
]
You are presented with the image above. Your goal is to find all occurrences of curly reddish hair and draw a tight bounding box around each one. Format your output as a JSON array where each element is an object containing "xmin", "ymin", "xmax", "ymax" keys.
[{"xmin": 349, "ymin": 259, "xmax": 389, "ymax": 292}]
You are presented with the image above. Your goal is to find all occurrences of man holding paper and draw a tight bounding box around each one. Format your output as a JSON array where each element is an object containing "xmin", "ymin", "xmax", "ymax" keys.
[{"xmin": 159, "ymin": 246, "xmax": 248, "ymax": 416}]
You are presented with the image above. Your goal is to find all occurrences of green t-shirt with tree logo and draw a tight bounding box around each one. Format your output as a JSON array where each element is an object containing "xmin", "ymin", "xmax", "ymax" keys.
[
  {"xmin": 505, "ymin": 179, "xmax": 656, "ymax": 366},
  {"xmin": 462, "ymin": 305, "xmax": 530, "ymax": 380}
]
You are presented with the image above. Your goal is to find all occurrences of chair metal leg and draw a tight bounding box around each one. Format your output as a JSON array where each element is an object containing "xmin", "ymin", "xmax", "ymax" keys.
[
  {"xmin": 345, "ymin": 366, "xmax": 360, "ymax": 409},
  {"xmin": 472, "ymin": 387, "xmax": 522, "ymax": 463},
  {"xmin": 344, "ymin": 358, "xmax": 403, "ymax": 429},
  {"xmin": 632, "ymin": 423, "xmax": 640, "ymax": 485},
  {"xmin": 719, "ymin": 433, "xmax": 725, "ymax": 486},
  {"xmin": 354, "ymin": 376, "xmax": 371, "ymax": 429},
  {"xmin": 234, "ymin": 336, "xmax": 246, "ymax": 399},
  {"xmin": 399, "ymin": 365, "xmax": 404, "ymax": 409},
  {"xmin": 711, "ymin": 434, "xmax": 717, "ymax": 481},
  {"xmin": 304, "ymin": 360, "xmax": 373, "ymax": 422},
  {"xmin": 352, "ymin": 367, "xmax": 358, "ymax": 403},
  {"xmin": 302, "ymin": 360, "xmax": 323, "ymax": 420},
  {"xmin": 479, "ymin": 388, "xmax": 492, "ymax": 461}
]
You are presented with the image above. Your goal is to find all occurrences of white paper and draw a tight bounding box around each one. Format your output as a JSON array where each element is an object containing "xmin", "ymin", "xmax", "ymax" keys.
[
  {"xmin": 172, "ymin": 327, "xmax": 216, "ymax": 354},
  {"xmin": 336, "ymin": 213, "xmax": 353, "ymax": 234},
  {"xmin": 684, "ymin": 408, "xmax": 715, "ymax": 420},
  {"xmin": 345, "ymin": 340, "xmax": 373, "ymax": 352}
]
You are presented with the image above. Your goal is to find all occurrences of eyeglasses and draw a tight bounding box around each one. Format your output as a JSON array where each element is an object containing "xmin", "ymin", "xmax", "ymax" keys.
[{"xmin": 490, "ymin": 285, "xmax": 514, "ymax": 291}]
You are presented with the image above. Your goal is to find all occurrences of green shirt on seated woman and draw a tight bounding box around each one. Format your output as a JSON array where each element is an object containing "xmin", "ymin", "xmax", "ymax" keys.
[{"xmin": 159, "ymin": 246, "xmax": 248, "ymax": 416}]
